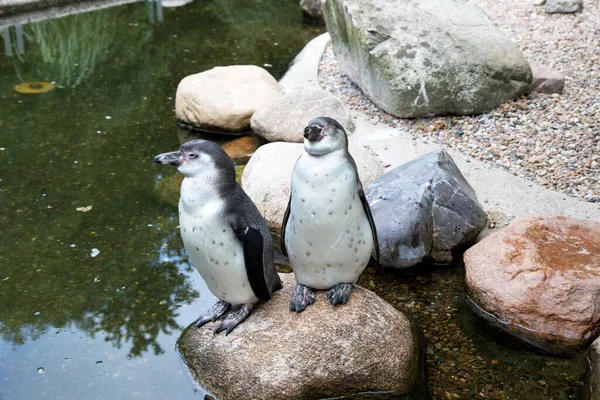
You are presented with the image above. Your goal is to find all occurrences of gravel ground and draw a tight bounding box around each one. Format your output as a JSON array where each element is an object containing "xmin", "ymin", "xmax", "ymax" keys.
[{"xmin": 318, "ymin": 0, "xmax": 600, "ymax": 203}]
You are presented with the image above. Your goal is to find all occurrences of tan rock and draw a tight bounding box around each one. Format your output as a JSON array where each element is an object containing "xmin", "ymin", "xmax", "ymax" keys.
[
  {"xmin": 531, "ymin": 62, "xmax": 565, "ymax": 94},
  {"xmin": 241, "ymin": 141, "xmax": 384, "ymax": 232},
  {"xmin": 464, "ymin": 215, "xmax": 600, "ymax": 355},
  {"xmin": 178, "ymin": 274, "xmax": 422, "ymax": 400},
  {"xmin": 250, "ymin": 88, "xmax": 354, "ymax": 143},
  {"xmin": 221, "ymin": 136, "xmax": 260, "ymax": 164},
  {"xmin": 175, "ymin": 65, "xmax": 281, "ymax": 133}
]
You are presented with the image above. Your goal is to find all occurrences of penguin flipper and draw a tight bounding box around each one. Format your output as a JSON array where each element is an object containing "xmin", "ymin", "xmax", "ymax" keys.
[
  {"xmin": 236, "ymin": 226, "xmax": 271, "ymax": 302},
  {"xmin": 280, "ymin": 196, "xmax": 292, "ymax": 257},
  {"xmin": 359, "ymin": 186, "xmax": 380, "ymax": 262}
]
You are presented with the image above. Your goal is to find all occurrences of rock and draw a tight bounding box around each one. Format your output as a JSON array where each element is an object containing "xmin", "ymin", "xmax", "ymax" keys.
[
  {"xmin": 531, "ymin": 62, "xmax": 565, "ymax": 94},
  {"xmin": 300, "ymin": 0, "xmax": 325, "ymax": 25},
  {"xmin": 533, "ymin": 0, "xmax": 546, "ymax": 5},
  {"xmin": 153, "ymin": 174, "xmax": 183, "ymax": 207},
  {"xmin": 178, "ymin": 273, "xmax": 423, "ymax": 400},
  {"xmin": 221, "ymin": 136, "xmax": 260, "ymax": 164},
  {"xmin": 175, "ymin": 65, "xmax": 281, "ymax": 133},
  {"xmin": 587, "ymin": 337, "xmax": 600, "ymax": 400},
  {"xmin": 279, "ymin": 33, "xmax": 330, "ymax": 93},
  {"xmin": 545, "ymin": 0, "xmax": 582, "ymax": 13},
  {"xmin": 250, "ymin": 88, "xmax": 354, "ymax": 143},
  {"xmin": 365, "ymin": 149, "xmax": 487, "ymax": 268},
  {"xmin": 323, "ymin": 0, "xmax": 532, "ymax": 118},
  {"xmin": 242, "ymin": 141, "xmax": 383, "ymax": 232},
  {"xmin": 464, "ymin": 215, "xmax": 600, "ymax": 355},
  {"xmin": 162, "ymin": 0, "xmax": 194, "ymax": 7}
]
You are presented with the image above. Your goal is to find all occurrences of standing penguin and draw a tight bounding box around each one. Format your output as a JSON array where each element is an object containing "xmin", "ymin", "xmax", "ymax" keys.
[
  {"xmin": 154, "ymin": 139, "xmax": 282, "ymax": 334},
  {"xmin": 281, "ymin": 117, "xmax": 379, "ymax": 312}
]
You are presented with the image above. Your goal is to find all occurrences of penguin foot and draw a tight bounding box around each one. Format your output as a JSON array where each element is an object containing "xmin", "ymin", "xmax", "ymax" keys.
[
  {"xmin": 289, "ymin": 283, "xmax": 315, "ymax": 313},
  {"xmin": 214, "ymin": 304, "xmax": 253, "ymax": 335},
  {"xmin": 327, "ymin": 283, "xmax": 353, "ymax": 306},
  {"xmin": 195, "ymin": 300, "xmax": 230, "ymax": 328}
]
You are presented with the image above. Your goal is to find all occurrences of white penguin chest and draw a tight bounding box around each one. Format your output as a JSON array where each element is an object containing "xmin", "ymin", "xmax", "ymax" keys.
[
  {"xmin": 285, "ymin": 153, "xmax": 374, "ymax": 289},
  {"xmin": 178, "ymin": 182, "xmax": 257, "ymax": 305}
]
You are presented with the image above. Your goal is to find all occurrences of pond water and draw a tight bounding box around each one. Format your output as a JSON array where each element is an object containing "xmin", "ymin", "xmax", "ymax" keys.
[{"xmin": 0, "ymin": 1, "xmax": 321, "ymax": 398}]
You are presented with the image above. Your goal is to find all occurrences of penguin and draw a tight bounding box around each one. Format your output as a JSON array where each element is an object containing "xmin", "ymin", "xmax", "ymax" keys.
[
  {"xmin": 154, "ymin": 139, "xmax": 282, "ymax": 334},
  {"xmin": 281, "ymin": 117, "xmax": 379, "ymax": 312}
]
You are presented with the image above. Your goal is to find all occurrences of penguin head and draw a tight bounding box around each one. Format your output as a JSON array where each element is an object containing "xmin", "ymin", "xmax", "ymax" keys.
[
  {"xmin": 154, "ymin": 139, "xmax": 235, "ymax": 181},
  {"xmin": 302, "ymin": 117, "xmax": 348, "ymax": 156}
]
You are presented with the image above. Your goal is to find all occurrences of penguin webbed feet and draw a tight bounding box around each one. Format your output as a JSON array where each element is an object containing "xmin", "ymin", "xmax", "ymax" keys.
[
  {"xmin": 289, "ymin": 283, "xmax": 315, "ymax": 313},
  {"xmin": 195, "ymin": 300, "xmax": 230, "ymax": 328},
  {"xmin": 214, "ymin": 304, "xmax": 253, "ymax": 335},
  {"xmin": 327, "ymin": 283, "xmax": 353, "ymax": 306}
]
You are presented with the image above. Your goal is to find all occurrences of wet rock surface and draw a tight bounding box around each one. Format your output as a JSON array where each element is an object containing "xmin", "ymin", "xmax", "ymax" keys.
[
  {"xmin": 221, "ymin": 136, "xmax": 260, "ymax": 164},
  {"xmin": 322, "ymin": 0, "xmax": 532, "ymax": 118},
  {"xmin": 464, "ymin": 215, "xmax": 600, "ymax": 355},
  {"xmin": 242, "ymin": 141, "xmax": 383, "ymax": 232},
  {"xmin": 365, "ymin": 149, "xmax": 487, "ymax": 268},
  {"xmin": 175, "ymin": 65, "xmax": 281, "ymax": 133},
  {"xmin": 178, "ymin": 273, "xmax": 422, "ymax": 400},
  {"xmin": 300, "ymin": 0, "xmax": 325, "ymax": 25},
  {"xmin": 250, "ymin": 88, "xmax": 354, "ymax": 143},
  {"xmin": 588, "ymin": 337, "xmax": 600, "ymax": 400}
]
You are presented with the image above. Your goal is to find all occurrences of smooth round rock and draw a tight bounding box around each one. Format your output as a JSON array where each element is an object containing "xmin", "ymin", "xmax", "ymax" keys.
[
  {"xmin": 241, "ymin": 141, "xmax": 383, "ymax": 232},
  {"xmin": 178, "ymin": 274, "xmax": 422, "ymax": 400},
  {"xmin": 250, "ymin": 88, "xmax": 354, "ymax": 143},
  {"xmin": 464, "ymin": 215, "xmax": 600, "ymax": 355},
  {"xmin": 175, "ymin": 65, "xmax": 281, "ymax": 133}
]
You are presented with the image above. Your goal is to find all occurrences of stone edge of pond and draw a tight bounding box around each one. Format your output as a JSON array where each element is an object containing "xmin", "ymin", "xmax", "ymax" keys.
[{"xmin": 0, "ymin": 0, "xmax": 142, "ymax": 28}]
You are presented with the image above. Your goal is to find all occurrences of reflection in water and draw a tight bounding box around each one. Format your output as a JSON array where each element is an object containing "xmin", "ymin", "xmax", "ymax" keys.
[
  {"xmin": 3, "ymin": 0, "xmax": 164, "ymax": 86},
  {"xmin": 0, "ymin": 226, "xmax": 199, "ymax": 358}
]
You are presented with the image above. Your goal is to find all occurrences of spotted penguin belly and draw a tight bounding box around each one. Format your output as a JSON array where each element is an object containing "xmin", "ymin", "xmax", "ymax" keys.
[
  {"xmin": 285, "ymin": 158, "xmax": 374, "ymax": 290},
  {"xmin": 179, "ymin": 199, "xmax": 258, "ymax": 305}
]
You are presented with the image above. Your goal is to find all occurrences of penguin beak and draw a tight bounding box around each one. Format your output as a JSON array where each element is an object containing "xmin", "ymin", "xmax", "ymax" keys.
[
  {"xmin": 153, "ymin": 151, "xmax": 181, "ymax": 166},
  {"xmin": 303, "ymin": 125, "xmax": 325, "ymax": 142}
]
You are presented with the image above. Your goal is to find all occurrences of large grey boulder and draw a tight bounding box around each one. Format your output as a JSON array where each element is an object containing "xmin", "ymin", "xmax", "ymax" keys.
[
  {"xmin": 464, "ymin": 216, "xmax": 600, "ymax": 356},
  {"xmin": 545, "ymin": 0, "xmax": 582, "ymax": 13},
  {"xmin": 178, "ymin": 274, "xmax": 423, "ymax": 400},
  {"xmin": 323, "ymin": 0, "xmax": 532, "ymax": 118},
  {"xmin": 242, "ymin": 141, "xmax": 383, "ymax": 232},
  {"xmin": 175, "ymin": 65, "xmax": 281, "ymax": 133},
  {"xmin": 365, "ymin": 149, "xmax": 487, "ymax": 268},
  {"xmin": 250, "ymin": 88, "xmax": 354, "ymax": 143}
]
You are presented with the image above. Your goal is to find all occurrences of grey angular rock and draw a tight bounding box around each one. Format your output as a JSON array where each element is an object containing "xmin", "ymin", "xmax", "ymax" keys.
[
  {"xmin": 178, "ymin": 273, "xmax": 423, "ymax": 400},
  {"xmin": 323, "ymin": 0, "xmax": 532, "ymax": 118},
  {"xmin": 531, "ymin": 62, "xmax": 565, "ymax": 94},
  {"xmin": 365, "ymin": 149, "xmax": 487, "ymax": 268},
  {"xmin": 545, "ymin": 0, "xmax": 582, "ymax": 13},
  {"xmin": 588, "ymin": 337, "xmax": 600, "ymax": 400},
  {"xmin": 250, "ymin": 88, "xmax": 354, "ymax": 143}
]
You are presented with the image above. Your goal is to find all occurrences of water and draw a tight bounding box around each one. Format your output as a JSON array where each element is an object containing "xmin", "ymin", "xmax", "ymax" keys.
[{"xmin": 0, "ymin": 1, "xmax": 322, "ymax": 398}]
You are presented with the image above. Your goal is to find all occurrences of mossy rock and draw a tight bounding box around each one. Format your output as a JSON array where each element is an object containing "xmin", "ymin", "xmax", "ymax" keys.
[{"xmin": 153, "ymin": 174, "xmax": 183, "ymax": 207}]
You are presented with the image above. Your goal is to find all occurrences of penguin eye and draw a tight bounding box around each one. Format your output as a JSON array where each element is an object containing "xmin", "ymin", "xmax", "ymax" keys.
[{"xmin": 188, "ymin": 153, "xmax": 197, "ymax": 159}]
